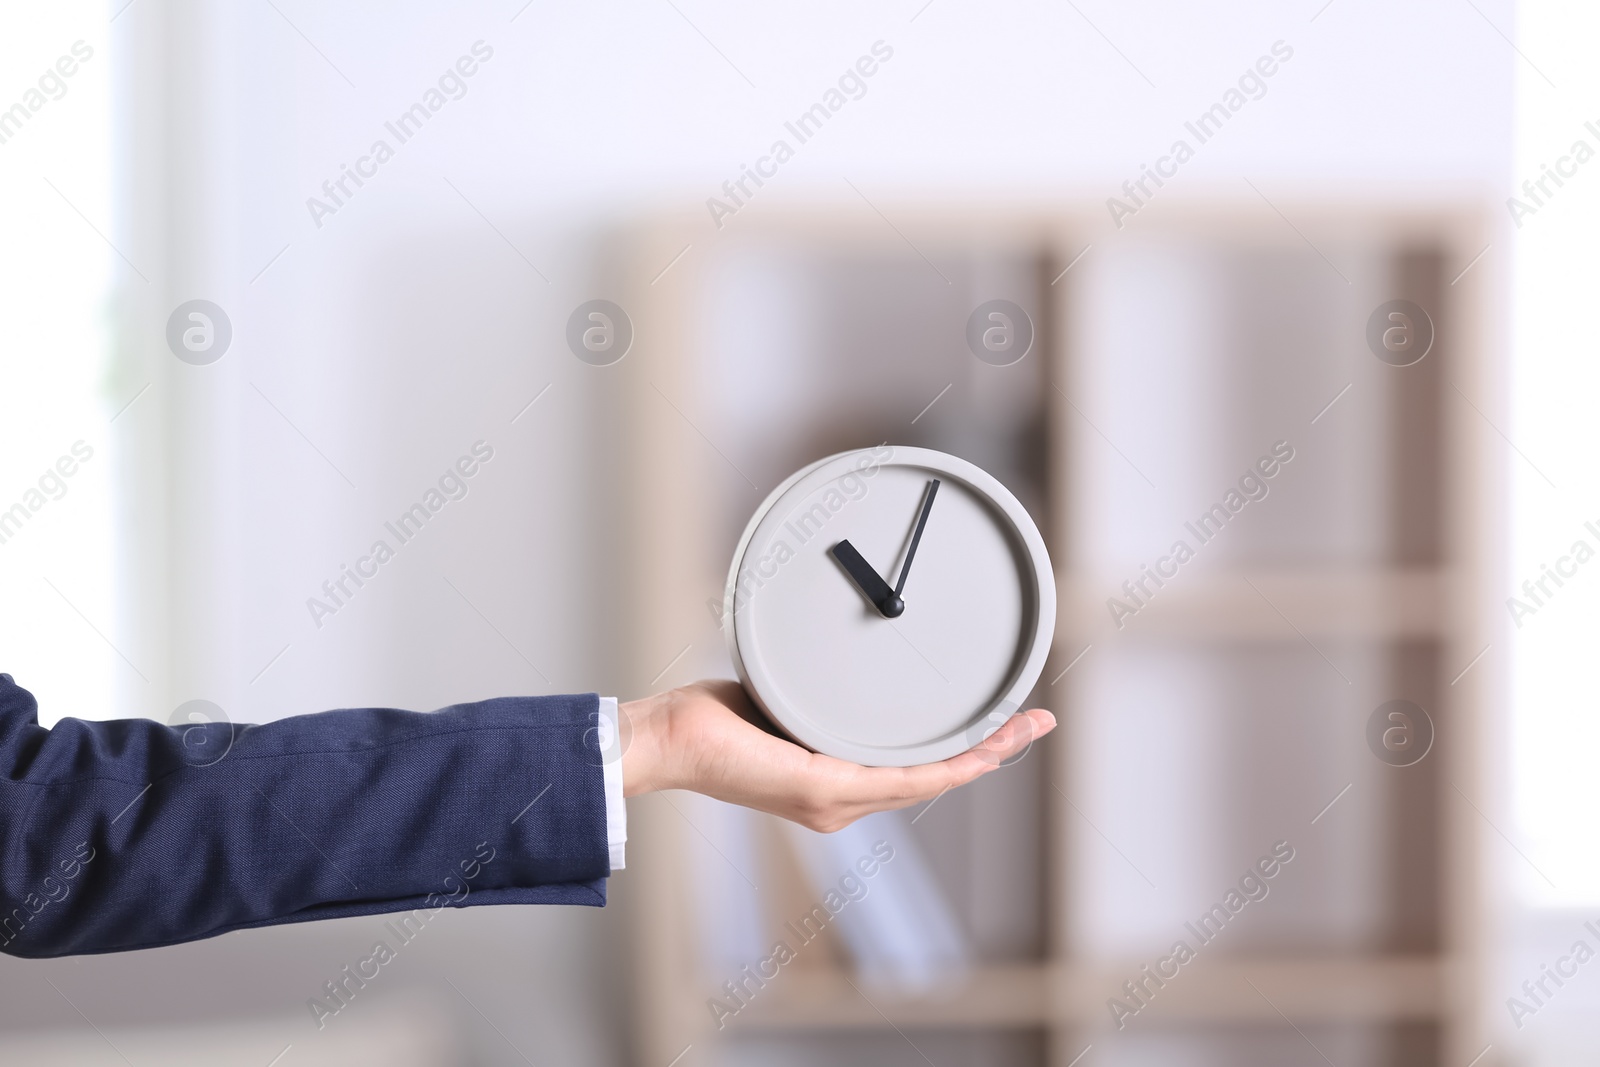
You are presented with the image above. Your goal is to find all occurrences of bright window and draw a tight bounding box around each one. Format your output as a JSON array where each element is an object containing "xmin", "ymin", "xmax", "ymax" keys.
[{"xmin": 0, "ymin": 3, "xmax": 118, "ymax": 723}]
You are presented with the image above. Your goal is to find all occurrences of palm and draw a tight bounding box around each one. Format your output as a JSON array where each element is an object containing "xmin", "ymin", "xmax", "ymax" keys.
[{"xmin": 626, "ymin": 680, "xmax": 1054, "ymax": 833}]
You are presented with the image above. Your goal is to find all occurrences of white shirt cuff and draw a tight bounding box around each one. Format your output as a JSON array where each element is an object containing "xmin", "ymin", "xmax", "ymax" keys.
[{"xmin": 598, "ymin": 696, "xmax": 627, "ymax": 870}]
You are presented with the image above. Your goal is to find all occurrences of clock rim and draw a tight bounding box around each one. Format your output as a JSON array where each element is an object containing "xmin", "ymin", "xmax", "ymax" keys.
[{"xmin": 723, "ymin": 445, "xmax": 1056, "ymax": 768}]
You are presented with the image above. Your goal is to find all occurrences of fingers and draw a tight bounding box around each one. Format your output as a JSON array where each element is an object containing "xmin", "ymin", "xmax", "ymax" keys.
[
  {"xmin": 822, "ymin": 708, "xmax": 1057, "ymax": 824},
  {"xmin": 921, "ymin": 707, "xmax": 1054, "ymax": 786},
  {"xmin": 951, "ymin": 707, "xmax": 1056, "ymax": 773}
]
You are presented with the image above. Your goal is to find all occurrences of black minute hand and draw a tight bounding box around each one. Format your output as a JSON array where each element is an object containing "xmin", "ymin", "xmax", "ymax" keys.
[
  {"xmin": 831, "ymin": 540, "xmax": 902, "ymax": 618},
  {"xmin": 894, "ymin": 478, "xmax": 941, "ymax": 596}
]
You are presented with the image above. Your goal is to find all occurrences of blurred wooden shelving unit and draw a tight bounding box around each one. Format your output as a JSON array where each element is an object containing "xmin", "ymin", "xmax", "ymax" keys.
[{"xmin": 611, "ymin": 200, "xmax": 1496, "ymax": 1067}]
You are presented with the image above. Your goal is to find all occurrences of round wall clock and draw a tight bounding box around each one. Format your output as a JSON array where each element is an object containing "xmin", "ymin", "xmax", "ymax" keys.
[{"xmin": 724, "ymin": 445, "xmax": 1055, "ymax": 767}]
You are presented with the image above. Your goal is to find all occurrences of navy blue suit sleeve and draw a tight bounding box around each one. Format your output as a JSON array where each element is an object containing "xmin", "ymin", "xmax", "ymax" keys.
[{"xmin": 0, "ymin": 674, "xmax": 610, "ymax": 958}]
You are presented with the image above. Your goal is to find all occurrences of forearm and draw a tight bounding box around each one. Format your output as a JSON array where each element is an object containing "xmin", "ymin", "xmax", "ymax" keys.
[{"xmin": 0, "ymin": 677, "xmax": 610, "ymax": 958}]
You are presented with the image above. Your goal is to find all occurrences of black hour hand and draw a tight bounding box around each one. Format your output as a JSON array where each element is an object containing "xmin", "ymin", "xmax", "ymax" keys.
[{"xmin": 831, "ymin": 540, "xmax": 904, "ymax": 619}]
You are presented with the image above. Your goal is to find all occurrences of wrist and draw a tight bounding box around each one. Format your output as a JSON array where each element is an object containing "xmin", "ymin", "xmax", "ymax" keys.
[{"xmin": 620, "ymin": 691, "xmax": 669, "ymax": 797}]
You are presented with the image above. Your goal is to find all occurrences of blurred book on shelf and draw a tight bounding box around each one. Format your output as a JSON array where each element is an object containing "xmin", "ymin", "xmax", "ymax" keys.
[{"xmin": 782, "ymin": 811, "xmax": 972, "ymax": 991}]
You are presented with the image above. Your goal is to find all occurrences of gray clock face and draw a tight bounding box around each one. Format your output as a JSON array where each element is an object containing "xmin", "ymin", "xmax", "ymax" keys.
[{"xmin": 725, "ymin": 446, "xmax": 1055, "ymax": 767}]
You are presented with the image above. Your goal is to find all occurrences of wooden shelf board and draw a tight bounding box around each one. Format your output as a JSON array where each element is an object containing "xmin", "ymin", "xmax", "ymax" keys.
[
  {"xmin": 1058, "ymin": 569, "xmax": 1448, "ymax": 642},
  {"xmin": 727, "ymin": 963, "xmax": 1053, "ymax": 1031},
  {"xmin": 1066, "ymin": 955, "xmax": 1444, "ymax": 1026},
  {"xmin": 724, "ymin": 956, "xmax": 1443, "ymax": 1031}
]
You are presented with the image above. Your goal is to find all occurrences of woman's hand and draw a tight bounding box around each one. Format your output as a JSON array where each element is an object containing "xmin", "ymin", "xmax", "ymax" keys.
[{"xmin": 619, "ymin": 680, "xmax": 1055, "ymax": 832}]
